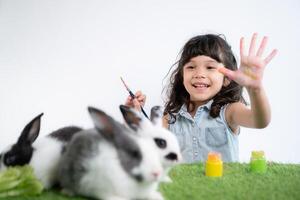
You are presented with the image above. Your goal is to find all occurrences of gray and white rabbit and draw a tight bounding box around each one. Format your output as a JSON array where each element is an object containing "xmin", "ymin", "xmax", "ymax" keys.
[
  {"xmin": 123, "ymin": 105, "xmax": 182, "ymax": 182},
  {"xmin": 58, "ymin": 105, "xmax": 164, "ymax": 200},
  {"xmin": 0, "ymin": 113, "xmax": 83, "ymax": 189}
]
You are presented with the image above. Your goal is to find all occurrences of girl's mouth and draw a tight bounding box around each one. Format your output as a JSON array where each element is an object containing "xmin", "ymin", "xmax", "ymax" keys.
[{"xmin": 192, "ymin": 83, "xmax": 210, "ymax": 88}]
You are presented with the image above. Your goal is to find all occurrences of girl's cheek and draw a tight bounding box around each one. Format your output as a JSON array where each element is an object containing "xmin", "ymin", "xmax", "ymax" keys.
[{"xmin": 184, "ymin": 71, "xmax": 193, "ymax": 79}]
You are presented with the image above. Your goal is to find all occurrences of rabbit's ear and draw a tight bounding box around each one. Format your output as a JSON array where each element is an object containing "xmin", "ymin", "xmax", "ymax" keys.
[
  {"xmin": 88, "ymin": 107, "xmax": 117, "ymax": 139},
  {"xmin": 150, "ymin": 106, "xmax": 163, "ymax": 126},
  {"xmin": 17, "ymin": 113, "xmax": 43, "ymax": 145},
  {"xmin": 119, "ymin": 105, "xmax": 142, "ymax": 131}
]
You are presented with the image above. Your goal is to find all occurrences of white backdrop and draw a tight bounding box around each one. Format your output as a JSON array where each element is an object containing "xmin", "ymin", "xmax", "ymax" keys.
[{"xmin": 0, "ymin": 0, "xmax": 299, "ymax": 163}]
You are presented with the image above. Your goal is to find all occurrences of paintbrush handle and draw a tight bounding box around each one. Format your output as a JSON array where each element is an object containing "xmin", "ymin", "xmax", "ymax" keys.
[
  {"xmin": 128, "ymin": 90, "xmax": 136, "ymax": 99},
  {"xmin": 141, "ymin": 107, "xmax": 149, "ymax": 119},
  {"xmin": 128, "ymin": 90, "xmax": 149, "ymax": 119}
]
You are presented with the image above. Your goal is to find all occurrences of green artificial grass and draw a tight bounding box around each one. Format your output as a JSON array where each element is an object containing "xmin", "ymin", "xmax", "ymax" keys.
[
  {"xmin": 161, "ymin": 162, "xmax": 300, "ymax": 200},
  {"xmin": 2, "ymin": 163, "xmax": 300, "ymax": 200}
]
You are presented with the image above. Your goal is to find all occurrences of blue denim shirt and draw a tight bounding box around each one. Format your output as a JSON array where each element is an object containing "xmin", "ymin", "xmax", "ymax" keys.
[{"xmin": 168, "ymin": 100, "xmax": 239, "ymax": 163}]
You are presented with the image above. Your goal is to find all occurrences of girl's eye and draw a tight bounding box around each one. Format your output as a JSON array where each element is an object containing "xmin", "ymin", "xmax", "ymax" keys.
[
  {"xmin": 186, "ymin": 65, "xmax": 195, "ymax": 69},
  {"xmin": 207, "ymin": 66, "xmax": 216, "ymax": 70}
]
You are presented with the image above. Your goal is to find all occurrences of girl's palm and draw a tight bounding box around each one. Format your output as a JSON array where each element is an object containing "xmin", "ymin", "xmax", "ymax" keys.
[{"xmin": 219, "ymin": 33, "xmax": 277, "ymax": 89}]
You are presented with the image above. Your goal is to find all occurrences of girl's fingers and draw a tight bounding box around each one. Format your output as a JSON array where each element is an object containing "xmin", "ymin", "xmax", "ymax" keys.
[
  {"xmin": 240, "ymin": 37, "xmax": 245, "ymax": 58},
  {"xmin": 135, "ymin": 90, "xmax": 142, "ymax": 97},
  {"xmin": 248, "ymin": 33, "xmax": 258, "ymax": 56},
  {"xmin": 264, "ymin": 49, "xmax": 278, "ymax": 65},
  {"xmin": 256, "ymin": 36, "xmax": 268, "ymax": 57},
  {"xmin": 124, "ymin": 96, "xmax": 133, "ymax": 106},
  {"xmin": 138, "ymin": 95, "xmax": 146, "ymax": 102},
  {"xmin": 135, "ymin": 91, "xmax": 146, "ymax": 103},
  {"xmin": 218, "ymin": 67, "xmax": 236, "ymax": 81},
  {"xmin": 132, "ymin": 99, "xmax": 141, "ymax": 111}
]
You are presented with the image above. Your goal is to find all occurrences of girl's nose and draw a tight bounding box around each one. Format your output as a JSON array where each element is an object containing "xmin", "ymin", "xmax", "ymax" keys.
[
  {"xmin": 193, "ymin": 74, "xmax": 205, "ymax": 79},
  {"xmin": 193, "ymin": 69, "xmax": 206, "ymax": 78}
]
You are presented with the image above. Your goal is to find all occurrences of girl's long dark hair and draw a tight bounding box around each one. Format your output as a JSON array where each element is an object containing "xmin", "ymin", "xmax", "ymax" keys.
[{"xmin": 163, "ymin": 34, "xmax": 245, "ymax": 123}]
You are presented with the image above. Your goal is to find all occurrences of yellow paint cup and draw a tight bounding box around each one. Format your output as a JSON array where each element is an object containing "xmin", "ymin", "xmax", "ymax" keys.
[{"xmin": 205, "ymin": 152, "xmax": 223, "ymax": 177}]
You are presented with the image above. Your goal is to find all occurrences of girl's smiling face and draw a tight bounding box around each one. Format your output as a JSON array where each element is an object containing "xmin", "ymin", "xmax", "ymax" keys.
[{"xmin": 183, "ymin": 55, "xmax": 228, "ymax": 107}]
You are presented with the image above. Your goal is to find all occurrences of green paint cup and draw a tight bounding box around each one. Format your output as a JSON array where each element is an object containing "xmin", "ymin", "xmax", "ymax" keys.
[{"xmin": 250, "ymin": 151, "xmax": 267, "ymax": 173}]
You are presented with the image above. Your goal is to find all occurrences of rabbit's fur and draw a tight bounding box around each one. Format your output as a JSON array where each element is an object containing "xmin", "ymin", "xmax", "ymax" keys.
[
  {"xmin": 0, "ymin": 114, "xmax": 82, "ymax": 188},
  {"xmin": 58, "ymin": 106, "xmax": 165, "ymax": 200}
]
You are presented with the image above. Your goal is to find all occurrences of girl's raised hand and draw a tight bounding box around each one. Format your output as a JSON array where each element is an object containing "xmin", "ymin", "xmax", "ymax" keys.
[{"xmin": 218, "ymin": 33, "xmax": 277, "ymax": 90}]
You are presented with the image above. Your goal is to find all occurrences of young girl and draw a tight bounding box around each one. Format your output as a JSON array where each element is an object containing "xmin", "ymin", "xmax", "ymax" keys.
[{"xmin": 125, "ymin": 33, "xmax": 277, "ymax": 163}]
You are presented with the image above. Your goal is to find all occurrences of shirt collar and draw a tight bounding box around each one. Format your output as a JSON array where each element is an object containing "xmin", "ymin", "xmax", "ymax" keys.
[{"xmin": 177, "ymin": 100, "xmax": 213, "ymax": 117}]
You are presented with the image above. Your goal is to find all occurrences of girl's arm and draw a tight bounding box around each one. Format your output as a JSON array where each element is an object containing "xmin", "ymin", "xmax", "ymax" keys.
[
  {"xmin": 219, "ymin": 33, "xmax": 277, "ymax": 130},
  {"xmin": 162, "ymin": 115, "xmax": 169, "ymax": 129},
  {"xmin": 225, "ymin": 88, "xmax": 270, "ymax": 130}
]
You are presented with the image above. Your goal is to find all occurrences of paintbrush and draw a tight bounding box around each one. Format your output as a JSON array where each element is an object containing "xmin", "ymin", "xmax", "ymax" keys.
[{"xmin": 120, "ymin": 77, "xmax": 149, "ymax": 119}]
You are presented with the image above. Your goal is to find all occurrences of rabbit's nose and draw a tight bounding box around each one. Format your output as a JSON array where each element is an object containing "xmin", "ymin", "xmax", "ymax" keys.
[
  {"xmin": 165, "ymin": 152, "xmax": 178, "ymax": 161},
  {"xmin": 152, "ymin": 171, "xmax": 161, "ymax": 179}
]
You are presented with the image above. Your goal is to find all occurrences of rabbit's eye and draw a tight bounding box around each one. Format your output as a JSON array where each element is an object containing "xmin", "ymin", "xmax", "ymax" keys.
[
  {"xmin": 133, "ymin": 174, "xmax": 143, "ymax": 182},
  {"xmin": 154, "ymin": 138, "xmax": 167, "ymax": 149},
  {"xmin": 129, "ymin": 150, "xmax": 141, "ymax": 159},
  {"xmin": 4, "ymin": 155, "xmax": 17, "ymax": 166}
]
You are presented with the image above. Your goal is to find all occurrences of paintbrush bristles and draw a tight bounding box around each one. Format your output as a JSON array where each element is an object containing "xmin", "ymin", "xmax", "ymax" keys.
[{"xmin": 120, "ymin": 77, "xmax": 130, "ymax": 92}]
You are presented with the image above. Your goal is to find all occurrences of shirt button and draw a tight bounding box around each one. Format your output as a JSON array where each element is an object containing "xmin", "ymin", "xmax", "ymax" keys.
[
  {"xmin": 194, "ymin": 152, "xmax": 198, "ymax": 155},
  {"xmin": 193, "ymin": 137, "xmax": 196, "ymax": 141},
  {"xmin": 192, "ymin": 123, "xmax": 195, "ymax": 127}
]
